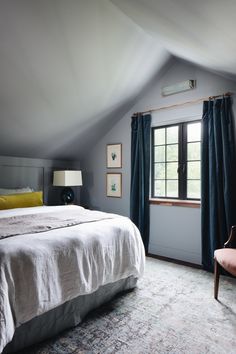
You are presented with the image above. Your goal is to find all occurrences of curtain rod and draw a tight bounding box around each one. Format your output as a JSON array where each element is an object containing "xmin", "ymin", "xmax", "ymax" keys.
[{"xmin": 133, "ymin": 91, "xmax": 233, "ymax": 116}]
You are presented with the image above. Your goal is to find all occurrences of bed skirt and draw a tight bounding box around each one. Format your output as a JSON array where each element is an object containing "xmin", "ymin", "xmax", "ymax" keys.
[{"xmin": 3, "ymin": 276, "xmax": 137, "ymax": 354}]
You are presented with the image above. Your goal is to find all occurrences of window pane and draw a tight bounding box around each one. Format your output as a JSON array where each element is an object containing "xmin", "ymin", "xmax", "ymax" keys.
[
  {"xmin": 152, "ymin": 120, "xmax": 201, "ymax": 201},
  {"xmin": 166, "ymin": 162, "xmax": 178, "ymax": 179},
  {"xmin": 167, "ymin": 144, "xmax": 178, "ymax": 161},
  {"xmin": 154, "ymin": 128, "xmax": 165, "ymax": 145},
  {"xmin": 155, "ymin": 180, "xmax": 165, "ymax": 197},
  {"xmin": 187, "ymin": 180, "xmax": 200, "ymax": 199},
  {"xmin": 187, "ymin": 122, "xmax": 201, "ymax": 142},
  {"xmin": 188, "ymin": 142, "xmax": 200, "ymax": 161},
  {"xmin": 166, "ymin": 180, "xmax": 178, "ymax": 198},
  {"xmin": 155, "ymin": 146, "xmax": 165, "ymax": 162},
  {"xmin": 155, "ymin": 163, "xmax": 165, "ymax": 179},
  {"xmin": 167, "ymin": 126, "xmax": 178, "ymax": 144},
  {"xmin": 188, "ymin": 161, "xmax": 200, "ymax": 179}
]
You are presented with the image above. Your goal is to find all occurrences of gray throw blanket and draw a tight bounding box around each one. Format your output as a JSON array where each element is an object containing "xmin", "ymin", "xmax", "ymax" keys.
[{"xmin": 0, "ymin": 209, "xmax": 114, "ymax": 240}]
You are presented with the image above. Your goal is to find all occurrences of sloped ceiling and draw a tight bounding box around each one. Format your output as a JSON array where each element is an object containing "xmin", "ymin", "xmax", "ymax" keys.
[
  {"xmin": 1, "ymin": 0, "xmax": 236, "ymax": 160},
  {"xmin": 112, "ymin": 0, "xmax": 236, "ymax": 77},
  {"xmin": 0, "ymin": 0, "xmax": 169, "ymax": 160}
]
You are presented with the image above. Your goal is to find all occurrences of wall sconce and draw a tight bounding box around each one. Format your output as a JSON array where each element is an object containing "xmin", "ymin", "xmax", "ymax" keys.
[{"xmin": 161, "ymin": 80, "xmax": 196, "ymax": 96}]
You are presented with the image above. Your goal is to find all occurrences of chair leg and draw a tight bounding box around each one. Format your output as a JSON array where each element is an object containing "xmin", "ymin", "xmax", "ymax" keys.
[{"xmin": 214, "ymin": 259, "xmax": 220, "ymax": 300}]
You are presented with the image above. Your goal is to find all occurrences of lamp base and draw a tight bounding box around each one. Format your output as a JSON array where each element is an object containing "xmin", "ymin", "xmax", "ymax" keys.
[{"xmin": 61, "ymin": 187, "xmax": 74, "ymax": 205}]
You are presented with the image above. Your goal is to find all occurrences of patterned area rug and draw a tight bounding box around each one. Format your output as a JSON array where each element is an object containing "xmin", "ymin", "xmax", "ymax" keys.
[{"xmin": 17, "ymin": 257, "xmax": 236, "ymax": 354}]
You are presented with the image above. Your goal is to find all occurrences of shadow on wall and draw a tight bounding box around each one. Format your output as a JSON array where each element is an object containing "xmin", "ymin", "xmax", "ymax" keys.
[
  {"xmin": 47, "ymin": 187, "xmax": 61, "ymax": 206},
  {"xmin": 81, "ymin": 171, "xmax": 101, "ymax": 210}
]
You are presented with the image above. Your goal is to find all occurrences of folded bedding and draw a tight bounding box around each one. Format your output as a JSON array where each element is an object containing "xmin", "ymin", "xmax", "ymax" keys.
[
  {"xmin": 0, "ymin": 208, "xmax": 115, "ymax": 239},
  {"xmin": 0, "ymin": 205, "xmax": 145, "ymax": 353}
]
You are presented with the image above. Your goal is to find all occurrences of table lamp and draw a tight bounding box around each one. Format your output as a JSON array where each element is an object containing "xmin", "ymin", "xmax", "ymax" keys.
[{"xmin": 53, "ymin": 170, "xmax": 82, "ymax": 205}]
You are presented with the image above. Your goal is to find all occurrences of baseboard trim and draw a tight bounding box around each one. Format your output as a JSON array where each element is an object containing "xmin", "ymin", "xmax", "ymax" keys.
[{"xmin": 147, "ymin": 253, "xmax": 202, "ymax": 269}]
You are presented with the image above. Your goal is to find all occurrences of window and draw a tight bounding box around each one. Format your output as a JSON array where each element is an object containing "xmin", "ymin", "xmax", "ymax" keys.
[{"xmin": 152, "ymin": 120, "xmax": 201, "ymax": 200}]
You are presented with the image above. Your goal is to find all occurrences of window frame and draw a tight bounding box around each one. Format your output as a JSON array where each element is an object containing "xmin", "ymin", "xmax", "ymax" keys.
[{"xmin": 151, "ymin": 119, "xmax": 201, "ymax": 201}]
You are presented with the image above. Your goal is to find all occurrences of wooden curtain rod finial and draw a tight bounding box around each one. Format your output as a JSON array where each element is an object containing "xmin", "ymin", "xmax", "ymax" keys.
[{"xmin": 208, "ymin": 92, "xmax": 232, "ymax": 100}]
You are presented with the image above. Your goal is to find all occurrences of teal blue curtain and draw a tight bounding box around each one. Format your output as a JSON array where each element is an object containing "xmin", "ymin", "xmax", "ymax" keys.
[
  {"xmin": 130, "ymin": 113, "xmax": 151, "ymax": 253},
  {"xmin": 201, "ymin": 96, "xmax": 236, "ymax": 271}
]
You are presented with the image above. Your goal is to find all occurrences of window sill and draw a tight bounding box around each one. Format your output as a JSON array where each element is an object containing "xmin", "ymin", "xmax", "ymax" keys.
[{"xmin": 149, "ymin": 198, "xmax": 201, "ymax": 208}]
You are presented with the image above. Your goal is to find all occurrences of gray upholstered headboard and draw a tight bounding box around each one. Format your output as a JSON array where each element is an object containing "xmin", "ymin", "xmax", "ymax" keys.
[
  {"xmin": 0, "ymin": 156, "xmax": 80, "ymax": 205},
  {"xmin": 0, "ymin": 165, "xmax": 44, "ymax": 194}
]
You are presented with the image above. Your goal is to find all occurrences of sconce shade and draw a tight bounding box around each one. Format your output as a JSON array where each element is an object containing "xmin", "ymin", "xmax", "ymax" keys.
[
  {"xmin": 161, "ymin": 80, "xmax": 196, "ymax": 96},
  {"xmin": 53, "ymin": 170, "xmax": 82, "ymax": 187}
]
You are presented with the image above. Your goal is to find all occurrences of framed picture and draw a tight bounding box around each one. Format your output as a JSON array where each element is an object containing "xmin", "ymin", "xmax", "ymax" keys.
[
  {"xmin": 106, "ymin": 143, "xmax": 122, "ymax": 168},
  {"xmin": 106, "ymin": 173, "xmax": 122, "ymax": 198}
]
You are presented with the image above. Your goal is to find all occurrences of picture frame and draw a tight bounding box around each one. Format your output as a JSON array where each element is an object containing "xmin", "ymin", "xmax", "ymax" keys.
[
  {"xmin": 106, "ymin": 143, "xmax": 122, "ymax": 168},
  {"xmin": 106, "ymin": 173, "xmax": 122, "ymax": 198}
]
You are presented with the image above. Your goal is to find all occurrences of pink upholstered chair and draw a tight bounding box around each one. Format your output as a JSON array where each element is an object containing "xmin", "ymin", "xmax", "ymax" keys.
[{"xmin": 214, "ymin": 226, "xmax": 236, "ymax": 299}]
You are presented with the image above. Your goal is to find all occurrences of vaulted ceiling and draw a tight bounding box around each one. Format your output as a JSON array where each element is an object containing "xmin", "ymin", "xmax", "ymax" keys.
[{"xmin": 1, "ymin": 0, "xmax": 236, "ymax": 160}]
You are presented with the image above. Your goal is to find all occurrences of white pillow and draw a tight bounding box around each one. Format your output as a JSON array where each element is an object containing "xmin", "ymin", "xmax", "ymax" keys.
[{"xmin": 0, "ymin": 187, "xmax": 34, "ymax": 195}]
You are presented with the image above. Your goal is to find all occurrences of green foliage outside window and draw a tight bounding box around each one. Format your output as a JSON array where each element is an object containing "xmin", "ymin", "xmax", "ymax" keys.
[{"xmin": 152, "ymin": 121, "xmax": 201, "ymax": 200}]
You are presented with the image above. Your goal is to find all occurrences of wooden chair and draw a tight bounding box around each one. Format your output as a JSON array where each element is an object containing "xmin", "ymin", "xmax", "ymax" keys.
[{"xmin": 214, "ymin": 226, "xmax": 236, "ymax": 299}]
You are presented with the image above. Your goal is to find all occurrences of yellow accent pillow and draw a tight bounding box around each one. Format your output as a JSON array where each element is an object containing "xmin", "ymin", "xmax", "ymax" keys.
[{"xmin": 0, "ymin": 191, "xmax": 43, "ymax": 210}]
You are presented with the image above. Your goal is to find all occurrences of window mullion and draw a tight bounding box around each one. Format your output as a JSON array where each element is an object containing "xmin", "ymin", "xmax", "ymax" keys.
[
  {"xmin": 152, "ymin": 120, "xmax": 201, "ymax": 201},
  {"xmin": 182, "ymin": 123, "xmax": 187, "ymax": 199},
  {"xmin": 165, "ymin": 127, "xmax": 167, "ymax": 197},
  {"xmin": 178, "ymin": 124, "xmax": 183, "ymax": 199},
  {"xmin": 151, "ymin": 128, "xmax": 155, "ymax": 198}
]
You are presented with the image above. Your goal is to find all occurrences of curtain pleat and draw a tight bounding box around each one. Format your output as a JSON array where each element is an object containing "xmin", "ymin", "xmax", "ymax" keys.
[
  {"xmin": 130, "ymin": 113, "xmax": 151, "ymax": 252},
  {"xmin": 201, "ymin": 97, "xmax": 236, "ymax": 271}
]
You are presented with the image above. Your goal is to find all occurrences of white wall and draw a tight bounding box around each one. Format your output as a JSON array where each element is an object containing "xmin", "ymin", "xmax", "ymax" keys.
[{"xmin": 81, "ymin": 58, "xmax": 236, "ymax": 265}]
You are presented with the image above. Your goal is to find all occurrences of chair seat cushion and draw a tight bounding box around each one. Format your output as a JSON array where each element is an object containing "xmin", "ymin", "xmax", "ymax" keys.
[{"xmin": 214, "ymin": 248, "xmax": 236, "ymax": 276}]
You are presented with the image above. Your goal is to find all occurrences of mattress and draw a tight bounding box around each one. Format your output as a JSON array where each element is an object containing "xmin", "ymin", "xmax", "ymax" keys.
[{"xmin": 0, "ymin": 205, "xmax": 145, "ymax": 353}]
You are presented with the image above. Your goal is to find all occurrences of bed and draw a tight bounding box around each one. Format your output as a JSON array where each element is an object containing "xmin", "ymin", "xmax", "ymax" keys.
[{"xmin": 0, "ymin": 202, "xmax": 145, "ymax": 353}]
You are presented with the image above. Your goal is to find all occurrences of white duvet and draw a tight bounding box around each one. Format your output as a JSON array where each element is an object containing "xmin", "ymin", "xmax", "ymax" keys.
[{"xmin": 0, "ymin": 205, "xmax": 145, "ymax": 353}]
